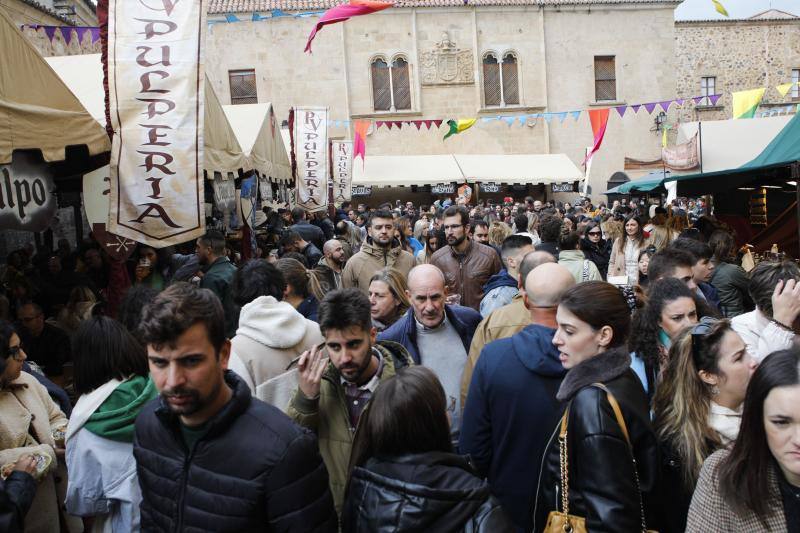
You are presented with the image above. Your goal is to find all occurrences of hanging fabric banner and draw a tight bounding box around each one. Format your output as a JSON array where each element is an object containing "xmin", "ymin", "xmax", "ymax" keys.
[
  {"xmin": 332, "ymin": 140, "xmax": 353, "ymax": 202},
  {"xmin": 0, "ymin": 157, "xmax": 58, "ymax": 232},
  {"xmin": 106, "ymin": 0, "xmax": 207, "ymax": 247},
  {"xmin": 662, "ymin": 132, "xmax": 699, "ymax": 171},
  {"xmin": 293, "ymin": 106, "xmax": 329, "ymax": 212},
  {"xmin": 213, "ymin": 175, "xmax": 237, "ymax": 230}
]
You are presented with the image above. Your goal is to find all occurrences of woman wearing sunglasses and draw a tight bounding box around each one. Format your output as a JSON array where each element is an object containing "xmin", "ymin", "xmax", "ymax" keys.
[
  {"xmin": 580, "ymin": 221, "xmax": 612, "ymax": 280},
  {"xmin": 652, "ymin": 317, "xmax": 756, "ymax": 533},
  {"xmin": 686, "ymin": 348, "xmax": 800, "ymax": 532}
]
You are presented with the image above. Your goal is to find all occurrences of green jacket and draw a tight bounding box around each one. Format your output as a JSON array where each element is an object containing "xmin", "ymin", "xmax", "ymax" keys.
[
  {"xmin": 200, "ymin": 256, "xmax": 238, "ymax": 336},
  {"xmin": 288, "ymin": 340, "xmax": 413, "ymax": 514}
]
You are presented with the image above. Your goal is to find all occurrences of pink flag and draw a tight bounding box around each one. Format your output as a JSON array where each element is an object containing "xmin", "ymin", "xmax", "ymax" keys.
[
  {"xmin": 582, "ymin": 108, "xmax": 610, "ymax": 166},
  {"xmin": 305, "ymin": 0, "xmax": 393, "ymax": 53},
  {"xmin": 353, "ymin": 120, "xmax": 370, "ymax": 166}
]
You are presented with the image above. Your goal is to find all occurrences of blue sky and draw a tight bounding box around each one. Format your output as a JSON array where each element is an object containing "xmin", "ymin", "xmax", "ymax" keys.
[{"xmin": 675, "ymin": 0, "xmax": 800, "ymax": 20}]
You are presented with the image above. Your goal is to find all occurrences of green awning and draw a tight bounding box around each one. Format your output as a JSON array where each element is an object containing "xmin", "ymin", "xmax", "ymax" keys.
[
  {"xmin": 605, "ymin": 172, "xmax": 669, "ymax": 195},
  {"xmin": 665, "ymin": 113, "xmax": 800, "ymax": 196}
]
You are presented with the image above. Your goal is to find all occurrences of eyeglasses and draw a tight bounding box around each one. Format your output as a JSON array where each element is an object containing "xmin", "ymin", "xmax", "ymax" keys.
[
  {"xmin": 588, "ymin": 231, "xmax": 601, "ymax": 236},
  {"xmin": 690, "ymin": 316, "xmax": 718, "ymax": 363},
  {"xmin": 7, "ymin": 345, "xmax": 24, "ymax": 362}
]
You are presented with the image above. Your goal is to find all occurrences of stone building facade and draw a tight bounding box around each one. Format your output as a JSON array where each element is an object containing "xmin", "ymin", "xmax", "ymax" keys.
[
  {"xmin": 3, "ymin": 0, "xmax": 100, "ymax": 56},
  {"xmin": 206, "ymin": 0, "xmax": 681, "ymax": 200},
  {"xmin": 675, "ymin": 10, "xmax": 800, "ymax": 123}
]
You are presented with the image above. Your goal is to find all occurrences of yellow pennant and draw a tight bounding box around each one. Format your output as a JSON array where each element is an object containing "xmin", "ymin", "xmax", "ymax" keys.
[
  {"xmin": 777, "ymin": 82, "xmax": 795, "ymax": 98},
  {"xmin": 712, "ymin": 0, "xmax": 729, "ymax": 17}
]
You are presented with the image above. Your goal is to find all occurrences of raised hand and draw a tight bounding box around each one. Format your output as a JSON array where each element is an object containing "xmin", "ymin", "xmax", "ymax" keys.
[{"xmin": 297, "ymin": 344, "xmax": 329, "ymax": 400}]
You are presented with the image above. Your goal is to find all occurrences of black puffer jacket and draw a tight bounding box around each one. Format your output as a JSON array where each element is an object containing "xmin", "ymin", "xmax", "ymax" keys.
[
  {"xmin": 533, "ymin": 348, "xmax": 660, "ymax": 533},
  {"xmin": 342, "ymin": 452, "xmax": 514, "ymax": 533},
  {"xmin": 580, "ymin": 237, "xmax": 612, "ymax": 280},
  {"xmin": 133, "ymin": 371, "xmax": 337, "ymax": 533}
]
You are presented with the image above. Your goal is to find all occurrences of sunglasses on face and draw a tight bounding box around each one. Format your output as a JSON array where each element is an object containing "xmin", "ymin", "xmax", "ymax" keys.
[
  {"xmin": 690, "ymin": 316, "xmax": 718, "ymax": 362},
  {"xmin": 588, "ymin": 231, "xmax": 601, "ymax": 236}
]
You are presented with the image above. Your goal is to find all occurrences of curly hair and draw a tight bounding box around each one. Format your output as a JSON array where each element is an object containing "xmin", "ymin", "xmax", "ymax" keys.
[{"xmin": 538, "ymin": 214, "xmax": 563, "ymax": 243}]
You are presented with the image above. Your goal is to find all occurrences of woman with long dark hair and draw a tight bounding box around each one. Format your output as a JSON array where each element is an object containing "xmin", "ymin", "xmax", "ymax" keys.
[
  {"xmin": 65, "ymin": 316, "xmax": 156, "ymax": 532},
  {"xmin": 708, "ymin": 230, "xmax": 753, "ymax": 318},
  {"xmin": 686, "ymin": 348, "xmax": 800, "ymax": 532},
  {"xmin": 343, "ymin": 366, "xmax": 513, "ymax": 532},
  {"xmin": 534, "ymin": 281, "xmax": 659, "ymax": 532},
  {"xmin": 608, "ymin": 215, "xmax": 647, "ymax": 283},
  {"xmin": 580, "ymin": 220, "xmax": 612, "ymax": 280},
  {"xmin": 653, "ymin": 318, "xmax": 756, "ymax": 532},
  {"xmin": 629, "ymin": 278, "xmax": 699, "ymax": 399}
]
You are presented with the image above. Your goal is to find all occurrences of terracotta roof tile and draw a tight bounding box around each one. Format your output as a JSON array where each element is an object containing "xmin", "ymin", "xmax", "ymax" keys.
[{"xmin": 208, "ymin": 0, "xmax": 680, "ymax": 13}]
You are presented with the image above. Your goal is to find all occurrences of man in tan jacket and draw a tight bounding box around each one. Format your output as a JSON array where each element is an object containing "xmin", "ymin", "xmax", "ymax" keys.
[
  {"xmin": 460, "ymin": 250, "xmax": 556, "ymax": 407},
  {"xmin": 342, "ymin": 209, "xmax": 415, "ymax": 292}
]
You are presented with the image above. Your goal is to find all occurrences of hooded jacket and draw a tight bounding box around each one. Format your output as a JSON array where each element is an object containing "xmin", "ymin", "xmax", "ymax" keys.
[
  {"xmin": 533, "ymin": 347, "xmax": 660, "ymax": 533},
  {"xmin": 558, "ymin": 249, "xmax": 603, "ymax": 284},
  {"xmin": 288, "ymin": 341, "xmax": 413, "ymax": 515},
  {"xmin": 342, "ymin": 452, "xmax": 514, "ymax": 533},
  {"xmin": 231, "ymin": 296, "xmax": 324, "ymax": 395},
  {"xmin": 460, "ymin": 324, "xmax": 567, "ymax": 530},
  {"xmin": 342, "ymin": 240, "xmax": 415, "ymax": 292},
  {"xmin": 134, "ymin": 371, "xmax": 337, "ymax": 532},
  {"xmin": 314, "ymin": 257, "xmax": 343, "ymax": 295},
  {"xmin": 479, "ymin": 269, "xmax": 518, "ymax": 318},
  {"xmin": 65, "ymin": 376, "xmax": 157, "ymax": 532}
]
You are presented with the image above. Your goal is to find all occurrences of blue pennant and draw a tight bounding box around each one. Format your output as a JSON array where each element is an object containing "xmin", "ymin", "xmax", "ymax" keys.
[
  {"xmin": 503, "ymin": 117, "xmax": 516, "ymax": 127},
  {"xmin": 570, "ymin": 111, "xmax": 581, "ymax": 121},
  {"xmin": 225, "ymin": 13, "xmax": 240, "ymax": 22}
]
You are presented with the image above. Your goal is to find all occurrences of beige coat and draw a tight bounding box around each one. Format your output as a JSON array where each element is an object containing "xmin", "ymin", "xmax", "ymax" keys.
[
  {"xmin": 341, "ymin": 241, "xmax": 415, "ymax": 292},
  {"xmin": 460, "ymin": 294, "xmax": 530, "ymax": 407},
  {"xmin": 0, "ymin": 371, "xmax": 72, "ymax": 533}
]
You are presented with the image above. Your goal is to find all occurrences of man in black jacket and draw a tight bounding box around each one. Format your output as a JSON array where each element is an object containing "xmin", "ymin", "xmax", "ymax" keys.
[
  {"xmin": 134, "ymin": 283, "xmax": 337, "ymax": 532},
  {"xmin": 290, "ymin": 207, "xmax": 326, "ymax": 249}
]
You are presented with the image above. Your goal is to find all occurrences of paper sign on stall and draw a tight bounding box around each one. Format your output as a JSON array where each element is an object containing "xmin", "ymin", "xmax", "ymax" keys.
[
  {"xmin": 332, "ymin": 140, "xmax": 353, "ymax": 202},
  {"xmin": 107, "ymin": 0, "xmax": 207, "ymax": 247},
  {"xmin": 294, "ymin": 107, "xmax": 329, "ymax": 212}
]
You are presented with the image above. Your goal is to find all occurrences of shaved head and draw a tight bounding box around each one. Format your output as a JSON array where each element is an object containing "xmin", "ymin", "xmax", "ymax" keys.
[
  {"xmin": 407, "ymin": 264, "xmax": 446, "ymax": 292},
  {"xmin": 323, "ymin": 239, "xmax": 341, "ymax": 254},
  {"xmin": 518, "ymin": 250, "xmax": 557, "ymax": 287},
  {"xmin": 524, "ymin": 263, "xmax": 575, "ymax": 307}
]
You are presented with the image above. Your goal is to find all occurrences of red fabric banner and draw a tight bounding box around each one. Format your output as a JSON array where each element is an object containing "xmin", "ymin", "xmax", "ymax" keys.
[
  {"xmin": 305, "ymin": 0, "xmax": 392, "ymax": 53},
  {"xmin": 583, "ymin": 108, "xmax": 610, "ymax": 166}
]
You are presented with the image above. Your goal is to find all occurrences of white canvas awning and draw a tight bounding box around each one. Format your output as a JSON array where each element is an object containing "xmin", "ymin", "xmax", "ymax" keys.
[
  {"xmin": 677, "ymin": 115, "xmax": 792, "ymax": 173},
  {"xmin": 44, "ymin": 53, "xmax": 250, "ymax": 177},
  {"xmin": 222, "ymin": 103, "xmax": 292, "ymax": 183},
  {"xmin": 353, "ymin": 153, "xmax": 583, "ymax": 186},
  {"xmin": 1, "ymin": 9, "xmax": 109, "ymax": 164}
]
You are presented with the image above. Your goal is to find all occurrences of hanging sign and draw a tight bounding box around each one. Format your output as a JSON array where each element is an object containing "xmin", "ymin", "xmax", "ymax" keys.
[
  {"xmin": 213, "ymin": 175, "xmax": 237, "ymax": 230},
  {"xmin": 479, "ymin": 182, "xmax": 501, "ymax": 193},
  {"xmin": 0, "ymin": 158, "xmax": 58, "ymax": 232},
  {"xmin": 431, "ymin": 183, "xmax": 455, "ymax": 195},
  {"xmin": 352, "ymin": 185, "xmax": 372, "ymax": 197},
  {"xmin": 332, "ymin": 140, "xmax": 353, "ymax": 202},
  {"xmin": 551, "ymin": 182, "xmax": 577, "ymax": 193},
  {"xmin": 107, "ymin": 0, "xmax": 207, "ymax": 247},
  {"xmin": 294, "ymin": 107, "xmax": 329, "ymax": 212}
]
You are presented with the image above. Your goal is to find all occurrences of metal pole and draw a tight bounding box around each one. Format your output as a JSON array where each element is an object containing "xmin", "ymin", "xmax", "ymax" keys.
[
  {"xmin": 794, "ymin": 162, "xmax": 800, "ymax": 258},
  {"xmin": 698, "ymin": 121, "xmax": 704, "ymax": 174}
]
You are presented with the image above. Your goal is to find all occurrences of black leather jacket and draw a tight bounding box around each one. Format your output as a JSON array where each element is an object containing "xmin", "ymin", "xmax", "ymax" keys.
[
  {"xmin": 342, "ymin": 452, "xmax": 515, "ymax": 533},
  {"xmin": 533, "ymin": 348, "xmax": 660, "ymax": 533}
]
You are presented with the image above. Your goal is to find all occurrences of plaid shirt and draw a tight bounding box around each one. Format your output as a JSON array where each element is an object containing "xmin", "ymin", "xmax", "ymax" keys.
[{"xmin": 341, "ymin": 351, "xmax": 384, "ymax": 432}]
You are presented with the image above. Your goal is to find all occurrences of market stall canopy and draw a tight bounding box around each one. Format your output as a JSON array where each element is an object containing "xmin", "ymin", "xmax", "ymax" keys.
[
  {"xmin": 677, "ymin": 115, "xmax": 792, "ymax": 173},
  {"xmin": 43, "ymin": 53, "xmax": 249, "ymax": 176},
  {"xmin": 353, "ymin": 153, "xmax": 583, "ymax": 186},
  {"xmin": 222, "ymin": 103, "xmax": 292, "ymax": 183},
  {"xmin": 0, "ymin": 8, "xmax": 109, "ymax": 165},
  {"xmin": 666, "ymin": 113, "xmax": 800, "ymax": 196},
  {"xmin": 605, "ymin": 171, "xmax": 670, "ymax": 195}
]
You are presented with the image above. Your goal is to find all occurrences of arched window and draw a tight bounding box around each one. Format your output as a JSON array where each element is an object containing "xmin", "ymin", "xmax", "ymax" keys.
[
  {"xmin": 483, "ymin": 51, "xmax": 520, "ymax": 107},
  {"xmin": 371, "ymin": 56, "xmax": 412, "ymax": 112}
]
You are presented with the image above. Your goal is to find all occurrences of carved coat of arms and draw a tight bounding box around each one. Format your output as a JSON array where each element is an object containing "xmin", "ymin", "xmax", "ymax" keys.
[{"xmin": 421, "ymin": 32, "xmax": 474, "ymax": 86}]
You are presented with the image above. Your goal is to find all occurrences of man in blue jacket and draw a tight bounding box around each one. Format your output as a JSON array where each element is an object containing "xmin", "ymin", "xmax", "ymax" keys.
[
  {"xmin": 460, "ymin": 262, "xmax": 576, "ymax": 531},
  {"xmin": 379, "ymin": 264, "xmax": 481, "ymax": 444}
]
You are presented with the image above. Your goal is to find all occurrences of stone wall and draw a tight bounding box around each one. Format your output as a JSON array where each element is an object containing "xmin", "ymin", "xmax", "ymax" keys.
[
  {"xmin": 204, "ymin": 4, "xmax": 678, "ymax": 201},
  {"xmin": 675, "ymin": 19, "xmax": 800, "ymax": 122}
]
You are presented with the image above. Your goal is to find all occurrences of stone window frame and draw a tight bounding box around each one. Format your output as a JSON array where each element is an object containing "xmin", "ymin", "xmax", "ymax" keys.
[
  {"xmin": 792, "ymin": 69, "xmax": 799, "ymax": 100},
  {"xmin": 700, "ymin": 76, "xmax": 717, "ymax": 106},
  {"xmin": 369, "ymin": 53, "xmax": 413, "ymax": 113},
  {"xmin": 228, "ymin": 69, "xmax": 258, "ymax": 105},
  {"xmin": 593, "ymin": 55, "xmax": 617, "ymax": 102},
  {"xmin": 481, "ymin": 49, "xmax": 522, "ymax": 109}
]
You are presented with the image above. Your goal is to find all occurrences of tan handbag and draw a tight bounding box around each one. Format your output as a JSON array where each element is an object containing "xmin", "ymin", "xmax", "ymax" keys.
[{"xmin": 544, "ymin": 383, "xmax": 656, "ymax": 533}]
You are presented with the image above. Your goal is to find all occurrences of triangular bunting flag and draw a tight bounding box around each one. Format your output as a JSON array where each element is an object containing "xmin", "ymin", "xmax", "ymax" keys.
[
  {"xmin": 570, "ymin": 111, "xmax": 581, "ymax": 121},
  {"xmin": 693, "ymin": 96, "xmax": 704, "ymax": 104},
  {"xmin": 556, "ymin": 112, "xmax": 567, "ymax": 123},
  {"xmin": 631, "ymin": 104, "xmax": 641, "ymax": 114},
  {"xmin": 423, "ymin": 120, "xmax": 433, "ymax": 130},
  {"xmin": 413, "ymin": 121, "xmax": 423, "ymax": 130},
  {"xmin": 386, "ymin": 121, "xmax": 394, "ymax": 130},
  {"xmin": 777, "ymin": 83, "xmax": 794, "ymax": 97},
  {"xmin": 391, "ymin": 121, "xmax": 403, "ymax": 129},
  {"xmin": 375, "ymin": 121, "xmax": 385, "ymax": 129},
  {"xmin": 480, "ymin": 117, "xmax": 494, "ymax": 123},
  {"xmin": 615, "ymin": 106, "xmax": 627, "ymax": 118},
  {"xmin": 543, "ymin": 114, "xmax": 553, "ymax": 123},
  {"xmin": 643, "ymin": 102, "xmax": 658, "ymax": 114},
  {"xmin": 503, "ymin": 117, "xmax": 516, "ymax": 127},
  {"xmin": 659, "ymin": 100, "xmax": 673, "ymax": 112},
  {"xmin": 675, "ymin": 99, "xmax": 685, "ymax": 106},
  {"xmin": 433, "ymin": 120, "xmax": 443, "ymax": 128},
  {"xmin": 709, "ymin": 94, "xmax": 722, "ymax": 106}
]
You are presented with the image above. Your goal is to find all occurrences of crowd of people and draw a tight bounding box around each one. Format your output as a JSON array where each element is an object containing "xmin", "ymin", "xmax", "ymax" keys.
[{"xmin": 0, "ymin": 193, "xmax": 798, "ymax": 533}]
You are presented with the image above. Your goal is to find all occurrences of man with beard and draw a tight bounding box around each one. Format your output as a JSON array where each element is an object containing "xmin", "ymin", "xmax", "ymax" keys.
[
  {"xmin": 134, "ymin": 283, "xmax": 337, "ymax": 532},
  {"xmin": 430, "ymin": 206, "xmax": 501, "ymax": 311},
  {"xmin": 289, "ymin": 288, "xmax": 413, "ymax": 515},
  {"xmin": 342, "ymin": 209, "xmax": 415, "ymax": 292},
  {"xmin": 378, "ymin": 264, "xmax": 481, "ymax": 445},
  {"xmin": 196, "ymin": 230, "xmax": 238, "ymax": 336},
  {"xmin": 314, "ymin": 240, "xmax": 346, "ymax": 295}
]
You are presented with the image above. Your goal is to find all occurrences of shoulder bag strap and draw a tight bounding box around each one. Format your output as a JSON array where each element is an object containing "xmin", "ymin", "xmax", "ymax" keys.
[
  {"xmin": 582, "ymin": 260, "xmax": 590, "ymax": 282},
  {"xmin": 557, "ymin": 405, "xmax": 571, "ymax": 517},
  {"xmin": 590, "ymin": 383, "xmax": 649, "ymax": 533}
]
